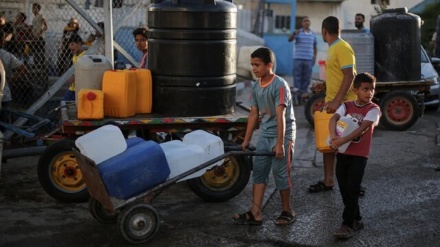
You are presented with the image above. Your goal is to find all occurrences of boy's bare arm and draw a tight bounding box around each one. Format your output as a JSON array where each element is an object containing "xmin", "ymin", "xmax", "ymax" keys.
[
  {"xmin": 328, "ymin": 113, "xmax": 341, "ymax": 139},
  {"xmin": 241, "ymin": 106, "xmax": 259, "ymax": 150},
  {"xmin": 331, "ymin": 120, "xmax": 373, "ymax": 149},
  {"xmin": 275, "ymin": 105, "xmax": 286, "ymax": 159}
]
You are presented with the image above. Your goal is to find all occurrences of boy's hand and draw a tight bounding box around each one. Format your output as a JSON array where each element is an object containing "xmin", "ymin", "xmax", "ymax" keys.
[
  {"xmin": 273, "ymin": 144, "xmax": 285, "ymax": 159},
  {"xmin": 241, "ymin": 141, "xmax": 250, "ymax": 151},
  {"xmin": 329, "ymin": 136, "xmax": 343, "ymax": 150}
]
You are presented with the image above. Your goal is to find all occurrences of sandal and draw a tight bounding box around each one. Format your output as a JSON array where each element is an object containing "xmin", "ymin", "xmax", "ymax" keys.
[
  {"xmin": 308, "ymin": 181, "xmax": 333, "ymax": 193},
  {"xmin": 232, "ymin": 211, "xmax": 262, "ymax": 225},
  {"xmin": 334, "ymin": 224, "xmax": 354, "ymax": 239},
  {"xmin": 352, "ymin": 220, "xmax": 364, "ymax": 231},
  {"xmin": 275, "ymin": 211, "xmax": 296, "ymax": 226}
]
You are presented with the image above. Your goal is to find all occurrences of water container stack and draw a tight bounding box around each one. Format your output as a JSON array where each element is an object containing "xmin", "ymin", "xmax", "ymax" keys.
[
  {"xmin": 160, "ymin": 130, "xmax": 224, "ymax": 181},
  {"xmin": 341, "ymin": 30, "xmax": 375, "ymax": 75},
  {"xmin": 148, "ymin": 0, "xmax": 237, "ymax": 116},
  {"xmin": 75, "ymin": 125, "xmax": 171, "ymax": 200},
  {"xmin": 370, "ymin": 8, "xmax": 421, "ymax": 82},
  {"xmin": 74, "ymin": 55, "xmax": 112, "ymax": 103}
]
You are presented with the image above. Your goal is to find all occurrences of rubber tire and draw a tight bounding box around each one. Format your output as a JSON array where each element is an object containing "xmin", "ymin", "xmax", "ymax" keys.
[
  {"xmin": 304, "ymin": 92, "xmax": 326, "ymax": 127},
  {"xmin": 88, "ymin": 197, "xmax": 118, "ymax": 224},
  {"xmin": 379, "ymin": 91, "xmax": 419, "ymax": 131},
  {"xmin": 37, "ymin": 139, "xmax": 89, "ymax": 202},
  {"xmin": 118, "ymin": 203, "xmax": 159, "ymax": 244},
  {"xmin": 187, "ymin": 152, "xmax": 251, "ymax": 202}
]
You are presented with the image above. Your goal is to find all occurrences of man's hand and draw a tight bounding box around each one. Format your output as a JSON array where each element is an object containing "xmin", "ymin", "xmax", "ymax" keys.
[
  {"xmin": 273, "ymin": 143, "xmax": 285, "ymax": 159},
  {"xmin": 326, "ymin": 100, "xmax": 341, "ymax": 113}
]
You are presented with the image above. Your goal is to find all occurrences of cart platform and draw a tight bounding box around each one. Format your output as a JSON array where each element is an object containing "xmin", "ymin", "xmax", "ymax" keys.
[{"xmin": 60, "ymin": 101, "xmax": 251, "ymax": 135}]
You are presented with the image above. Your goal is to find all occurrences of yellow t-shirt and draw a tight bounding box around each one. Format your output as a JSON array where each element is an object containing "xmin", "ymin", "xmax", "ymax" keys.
[
  {"xmin": 69, "ymin": 50, "xmax": 86, "ymax": 91},
  {"xmin": 325, "ymin": 38, "xmax": 357, "ymax": 102}
]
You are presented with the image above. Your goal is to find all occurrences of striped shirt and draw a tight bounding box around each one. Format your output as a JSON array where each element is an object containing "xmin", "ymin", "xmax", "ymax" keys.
[{"xmin": 293, "ymin": 28, "xmax": 317, "ymax": 60}]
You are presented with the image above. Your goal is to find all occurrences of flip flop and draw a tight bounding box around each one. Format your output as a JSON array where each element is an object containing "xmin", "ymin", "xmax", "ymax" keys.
[
  {"xmin": 232, "ymin": 211, "xmax": 262, "ymax": 225},
  {"xmin": 308, "ymin": 181, "xmax": 333, "ymax": 193},
  {"xmin": 275, "ymin": 211, "xmax": 296, "ymax": 226}
]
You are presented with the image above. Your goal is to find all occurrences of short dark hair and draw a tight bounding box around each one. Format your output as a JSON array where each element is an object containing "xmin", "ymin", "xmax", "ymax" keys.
[
  {"xmin": 68, "ymin": 34, "xmax": 83, "ymax": 44},
  {"xmin": 356, "ymin": 13, "xmax": 365, "ymax": 21},
  {"xmin": 18, "ymin": 12, "xmax": 27, "ymax": 21},
  {"xmin": 132, "ymin": 27, "xmax": 148, "ymax": 39},
  {"xmin": 250, "ymin": 47, "xmax": 275, "ymax": 65},
  {"xmin": 322, "ymin": 16, "xmax": 339, "ymax": 35},
  {"xmin": 33, "ymin": 3, "xmax": 41, "ymax": 10},
  {"xmin": 353, "ymin": 72, "xmax": 376, "ymax": 88}
]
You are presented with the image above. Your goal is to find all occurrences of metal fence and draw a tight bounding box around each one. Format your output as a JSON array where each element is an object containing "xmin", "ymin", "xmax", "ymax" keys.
[{"xmin": 0, "ymin": 0, "xmax": 149, "ymax": 141}]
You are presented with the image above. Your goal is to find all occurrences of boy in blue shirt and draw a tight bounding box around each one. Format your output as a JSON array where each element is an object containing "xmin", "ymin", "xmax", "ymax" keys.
[{"xmin": 233, "ymin": 47, "xmax": 296, "ymax": 226}]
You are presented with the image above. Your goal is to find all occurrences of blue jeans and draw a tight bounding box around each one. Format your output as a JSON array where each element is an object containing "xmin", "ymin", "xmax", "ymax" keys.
[{"xmin": 293, "ymin": 59, "xmax": 313, "ymax": 93}]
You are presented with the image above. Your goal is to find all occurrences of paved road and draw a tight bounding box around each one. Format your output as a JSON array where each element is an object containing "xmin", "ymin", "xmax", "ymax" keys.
[{"xmin": 1, "ymin": 81, "xmax": 440, "ymax": 246}]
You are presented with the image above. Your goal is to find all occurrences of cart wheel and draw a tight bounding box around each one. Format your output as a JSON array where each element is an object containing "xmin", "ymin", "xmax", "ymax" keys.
[
  {"xmin": 187, "ymin": 145, "xmax": 251, "ymax": 202},
  {"xmin": 37, "ymin": 139, "xmax": 89, "ymax": 202},
  {"xmin": 379, "ymin": 91, "xmax": 419, "ymax": 131},
  {"xmin": 304, "ymin": 93, "xmax": 326, "ymax": 127},
  {"xmin": 88, "ymin": 197, "xmax": 118, "ymax": 224},
  {"xmin": 118, "ymin": 203, "xmax": 160, "ymax": 244}
]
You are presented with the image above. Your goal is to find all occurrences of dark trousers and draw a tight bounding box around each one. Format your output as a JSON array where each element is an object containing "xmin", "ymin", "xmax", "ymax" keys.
[
  {"xmin": 335, "ymin": 153, "xmax": 367, "ymax": 228},
  {"xmin": 30, "ymin": 38, "xmax": 46, "ymax": 68}
]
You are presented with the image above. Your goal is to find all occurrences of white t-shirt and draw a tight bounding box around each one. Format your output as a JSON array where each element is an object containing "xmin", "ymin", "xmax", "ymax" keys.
[{"xmin": 0, "ymin": 49, "xmax": 23, "ymax": 102}]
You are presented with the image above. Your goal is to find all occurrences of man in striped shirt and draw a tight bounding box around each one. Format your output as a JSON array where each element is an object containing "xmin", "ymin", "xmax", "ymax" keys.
[{"xmin": 288, "ymin": 16, "xmax": 317, "ymax": 100}]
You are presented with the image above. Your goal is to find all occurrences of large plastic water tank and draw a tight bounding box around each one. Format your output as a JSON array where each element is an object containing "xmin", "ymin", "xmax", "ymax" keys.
[
  {"xmin": 148, "ymin": 0, "xmax": 237, "ymax": 116},
  {"xmin": 341, "ymin": 30, "xmax": 374, "ymax": 75},
  {"xmin": 370, "ymin": 8, "xmax": 421, "ymax": 82}
]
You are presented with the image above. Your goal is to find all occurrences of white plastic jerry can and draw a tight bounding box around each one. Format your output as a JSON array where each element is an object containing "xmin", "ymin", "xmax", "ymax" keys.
[{"xmin": 326, "ymin": 114, "xmax": 359, "ymax": 153}]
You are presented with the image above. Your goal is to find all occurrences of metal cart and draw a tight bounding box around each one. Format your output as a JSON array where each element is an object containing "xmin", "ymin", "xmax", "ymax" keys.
[{"xmin": 73, "ymin": 147, "xmax": 273, "ymax": 244}]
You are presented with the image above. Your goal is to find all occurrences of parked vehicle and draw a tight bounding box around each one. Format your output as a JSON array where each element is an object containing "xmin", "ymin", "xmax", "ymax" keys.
[{"xmin": 421, "ymin": 46, "xmax": 440, "ymax": 110}]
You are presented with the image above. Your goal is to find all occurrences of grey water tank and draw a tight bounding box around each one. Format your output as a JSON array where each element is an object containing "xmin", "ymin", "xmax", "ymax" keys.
[
  {"xmin": 341, "ymin": 30, "xmax": 374, "ymax": 75},
  {"xmin": 148, "ymin": 0, "xmax": 237, "ymax": 116},
  {"xmin": 370, "ymin": 7, "xmax": 421, "ymax": 82}
]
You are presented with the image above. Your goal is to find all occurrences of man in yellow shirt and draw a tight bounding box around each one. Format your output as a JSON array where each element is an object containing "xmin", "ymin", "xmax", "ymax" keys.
[
  {"xmin": 64, "ymin": 34, "xmax": 85, "ymax": 101},
  {"xmin": 309, "ymin": 16, "xmax": 358, "ymax": 194}
]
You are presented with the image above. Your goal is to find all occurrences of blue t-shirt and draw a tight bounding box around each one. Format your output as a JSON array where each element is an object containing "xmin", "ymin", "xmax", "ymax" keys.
[
  {"xmin": 250, "ymin": 75, "xmax": 296, "ymax": 139},
  {"xmin": 293, "ymin": 28, "xmax": 317, "ymax": 60}
]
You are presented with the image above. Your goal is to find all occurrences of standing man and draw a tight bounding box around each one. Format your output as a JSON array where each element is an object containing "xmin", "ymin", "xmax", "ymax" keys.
[
  {"xmin": 31, "ymin": 2, "xmax": 48, "ymax": 68},
  {"xmin": 288, "ymin": 16, "xmax": 317, "ymax": 101},
  {"xmin": 308, "ymin": 16, "xmax": 357, "ymax": 193},
  {"xmin": 354, "ymin": 13, "xmax": 370, "ymax": 33}
]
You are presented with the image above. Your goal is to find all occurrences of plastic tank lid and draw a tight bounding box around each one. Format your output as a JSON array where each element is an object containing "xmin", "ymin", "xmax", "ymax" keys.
[{"xmin": 383, "ymin": 7, "xmax": 408, "ymax": 13}]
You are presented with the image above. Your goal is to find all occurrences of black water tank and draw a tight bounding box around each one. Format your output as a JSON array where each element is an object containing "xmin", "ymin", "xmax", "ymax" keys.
[
  {"xmin": 370, "ymin": 8, "xmax": 421, "ymax": 82},
  {"xmin": 148, "ymin": 0, "xmax": 237, "ymax": 116}
]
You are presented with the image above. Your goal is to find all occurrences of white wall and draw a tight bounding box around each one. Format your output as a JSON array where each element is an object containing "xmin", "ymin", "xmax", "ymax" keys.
[
  {"xmin": 340, "ymin": 0, "xmax": 421, "ymax": 30},
  {"xmin": 297, "ymin": 0, "xmax": 423, "ymax": 32}
]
